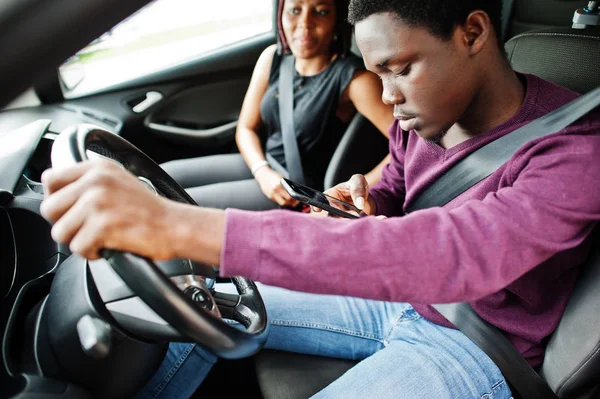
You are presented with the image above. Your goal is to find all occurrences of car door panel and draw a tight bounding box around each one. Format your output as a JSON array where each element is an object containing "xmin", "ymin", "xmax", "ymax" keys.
[
  {"xmin": 0, "ymin": 33, "xmax": 275, "ymax": 165},
  {"xmin": 64, "ymin": 33, "xmax": 274, "ymax": 163},
  {"xmin": 143, "ymin": 76, "xmax": 251, "ymax": 147}
]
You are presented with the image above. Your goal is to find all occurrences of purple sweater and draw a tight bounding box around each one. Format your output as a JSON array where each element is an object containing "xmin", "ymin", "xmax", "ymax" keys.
[{"xmin": 220, "ymin": 74, "xmax": 600, "ymax": 367}]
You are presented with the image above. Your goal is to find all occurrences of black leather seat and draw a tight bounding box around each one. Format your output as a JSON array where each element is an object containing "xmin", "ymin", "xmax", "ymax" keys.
[
  {"xmin": 505, "ymin": 26, "xmax": 600, "ymax": 94},
  {"xmin": 323, "ymin": 113, "xmax": 388, "ymax": 189},
  {"xmin": 254, "ymin": 24, "xmax": 600, "ymax": 399}
]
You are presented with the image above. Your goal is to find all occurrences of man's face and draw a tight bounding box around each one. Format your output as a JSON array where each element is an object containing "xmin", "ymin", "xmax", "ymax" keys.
[{"xmin": 355, "ymin": 12, "xmax": 478, "ymax": 141}]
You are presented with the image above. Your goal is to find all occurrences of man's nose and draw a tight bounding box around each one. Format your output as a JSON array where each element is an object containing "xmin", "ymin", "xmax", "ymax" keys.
[{"xmin": 381, "ymin": 84, "xmax": 405, "ymax": 106}]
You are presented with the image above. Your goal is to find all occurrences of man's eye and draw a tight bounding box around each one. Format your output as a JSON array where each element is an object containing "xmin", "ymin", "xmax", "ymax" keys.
[
  {"xmin": 395, "ymin": 64, "xmax": 411, "ymax": 77},
  {"xmin": 288, "ymin": 7, "xmax": 300, "ymax": 15},
  {"xmin": 316, "ymin": 9, "xmax": 330, "ymax": 16}
]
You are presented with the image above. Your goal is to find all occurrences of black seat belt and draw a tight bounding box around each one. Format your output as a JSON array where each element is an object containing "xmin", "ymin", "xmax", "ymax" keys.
[
  {"xmin": 277, "ymin": 55, "xmax": 305, "ymax": 184},
  {"xmin": 408, "ymin": 85, "xmax": 600, "ymax": 399},
  {"xmin": 406, "ymin": 86, "xmax": 600, "ymax": 213}
]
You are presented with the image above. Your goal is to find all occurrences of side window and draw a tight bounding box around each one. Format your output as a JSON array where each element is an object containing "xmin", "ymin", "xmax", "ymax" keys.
[{"xmin": 59, "ymin": 0, "xmax": 273, "ymax": 99}]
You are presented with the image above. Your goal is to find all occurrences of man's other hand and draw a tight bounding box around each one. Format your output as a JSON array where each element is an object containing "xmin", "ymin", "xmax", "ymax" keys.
[{"xmin": 312, "ymin": 174, "xmax": 376, "ymax": 216}]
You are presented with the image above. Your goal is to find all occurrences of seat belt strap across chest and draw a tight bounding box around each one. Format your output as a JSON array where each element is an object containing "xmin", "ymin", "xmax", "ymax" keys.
[
  {"xmin": 406, "ymin": 86, "xmax": 600, "ymax": 214},
  {"xmin": 278, "ymin": 55, "xmax": 305, "ymax": 184}
]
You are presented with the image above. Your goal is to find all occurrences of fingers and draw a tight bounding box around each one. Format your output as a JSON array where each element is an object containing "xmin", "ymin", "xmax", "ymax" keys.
[
  {"xmin": 277, "ymin": 187, "xmax": 299, "ymax": 207},
  {"xmin": 41, "ymin": 171, "xmax": 96, "ymax": 223},
  {"xmin": 267, "ymin": 186, "xmax": 288, "ymax": 206},
  {"xmin": 42, "ymin": 159, "xmax": 120, "ymax": 195},
  {"xmin": 348, "ymin": 174, "xmax": 369, "ymax": 210},
  {"xmin": 67, "ymin": 213, "xmax": 109, "ymax": 260},
  {"xmin": 41, "ymin": 161, "xmax": 95, "ymax": 196},
  {"xmin": 49, "ymin": 191, "xmax": 90, "ymax": 244},
  {"xmin": 41, "ymin": 161, "xmax": 120, "ymax": 223},
  {"xmin": 272, "ymin": 193, "xmax": 288, "ymax": 206}
]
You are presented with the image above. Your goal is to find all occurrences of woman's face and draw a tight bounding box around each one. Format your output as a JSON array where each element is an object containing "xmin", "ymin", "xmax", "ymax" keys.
[{"xmin": 281, "ymin": 0, "xmax": 337, "ymax": 59}]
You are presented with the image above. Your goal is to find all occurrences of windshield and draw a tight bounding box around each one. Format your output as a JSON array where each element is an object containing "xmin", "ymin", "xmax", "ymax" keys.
[{"xmin": 58, "ymin": 0, "xmax": 272, "ymax": 98}]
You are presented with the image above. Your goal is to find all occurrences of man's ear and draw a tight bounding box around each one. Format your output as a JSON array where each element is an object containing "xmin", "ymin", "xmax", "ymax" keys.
[{"xmin": 460, "ymin": 10, "xmax": 492, "ymax": 56}]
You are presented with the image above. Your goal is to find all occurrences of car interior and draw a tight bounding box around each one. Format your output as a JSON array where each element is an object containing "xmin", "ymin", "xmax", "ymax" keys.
[{"xmin": 0, "ymin": 0, "xmax": 599, "ymax": 398}]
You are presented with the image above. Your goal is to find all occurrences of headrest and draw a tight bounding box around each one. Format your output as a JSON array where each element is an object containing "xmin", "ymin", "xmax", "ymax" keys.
[
  {"xmin": 505, "ymin": 26, "xmax": 600, "ymax": 93},
  {"xmin": 507, "ymin": 0, "xmax": 582, "ymax": 38}
]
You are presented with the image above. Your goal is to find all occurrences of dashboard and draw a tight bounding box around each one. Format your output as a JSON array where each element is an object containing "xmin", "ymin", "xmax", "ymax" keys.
[
  {"xmin": 0, "ymin": 109, "xmax": 222, "ymax": 397},
  {"xmin": 0, "ymin": 107, "xmax": 122, "ymax": 397}
]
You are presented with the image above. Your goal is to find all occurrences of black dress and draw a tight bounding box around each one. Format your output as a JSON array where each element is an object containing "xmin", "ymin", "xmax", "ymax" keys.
[{"xmin": 260, "ymin": 52, "xmax": 364, "ymax": 189}]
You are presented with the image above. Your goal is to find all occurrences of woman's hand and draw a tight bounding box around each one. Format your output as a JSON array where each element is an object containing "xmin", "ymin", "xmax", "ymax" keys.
[
  {"xmin": 255, "ymin": 167, "xmax": 299, "ymax": 207},
  {"xmin": 313, "ymin": 174, "xmax": 376, "ymax": 216}
]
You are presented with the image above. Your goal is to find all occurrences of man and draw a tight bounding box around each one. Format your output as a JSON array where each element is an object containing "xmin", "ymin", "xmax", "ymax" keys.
[{"xmin": 41, "ymin": 0, "xmax": 600, "ymax": 398}]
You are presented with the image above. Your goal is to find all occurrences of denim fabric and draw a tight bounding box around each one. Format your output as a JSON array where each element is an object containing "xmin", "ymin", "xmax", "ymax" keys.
[
  {"xmin": 138, "ymin": 284, "xmax": 512, "ymax": 399},
  {"xmin": 136, "ymin": 341, "xmax": 217, "ymax": 399}
]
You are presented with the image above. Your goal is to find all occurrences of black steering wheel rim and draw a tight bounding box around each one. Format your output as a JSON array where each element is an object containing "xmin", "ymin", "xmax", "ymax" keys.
[{"xmin": 51, "ymin": 124, "xmax": 269, "ymax": 359}]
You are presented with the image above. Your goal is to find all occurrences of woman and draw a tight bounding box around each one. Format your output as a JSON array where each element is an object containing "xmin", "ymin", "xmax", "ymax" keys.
[{"xmin": 161, "ymin": 0, "xmax": 393, "ymax": 211}]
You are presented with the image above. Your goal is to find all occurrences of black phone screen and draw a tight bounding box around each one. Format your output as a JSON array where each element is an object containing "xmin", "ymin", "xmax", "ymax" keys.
[{"xmin": 281, "ymin": 178, "xmax": 360, "ymax": 218}]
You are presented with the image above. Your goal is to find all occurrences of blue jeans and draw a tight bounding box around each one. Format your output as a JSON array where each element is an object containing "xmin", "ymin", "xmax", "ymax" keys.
[{"xmin": 137, "ymin": 284, "xmax": 512, "ymax": 399}]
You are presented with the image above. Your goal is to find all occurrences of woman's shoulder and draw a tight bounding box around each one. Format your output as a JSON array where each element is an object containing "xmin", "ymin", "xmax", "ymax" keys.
[
  {"xmin": 255, "ymin": 45, "xmax": 282, "ymax": 83},
  {"xmin": 257, "ymin": 44, "xmax": 279, "ymax": 69},
  {"xmin": 333, "ymin": 52, "xmax": 365, "ymax": 72},
  {"xmin": 329, "ymin": 52, "xmax": 365, "ymax": 96}
]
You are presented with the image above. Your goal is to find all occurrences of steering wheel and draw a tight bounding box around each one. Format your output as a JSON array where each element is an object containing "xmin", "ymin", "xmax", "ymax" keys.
[{"xmin": 50, "ymin": 124, "xmax": 269, "ymax": 359}]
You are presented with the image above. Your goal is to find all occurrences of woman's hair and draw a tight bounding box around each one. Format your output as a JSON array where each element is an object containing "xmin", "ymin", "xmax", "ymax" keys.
[
  {"xmin": 347, "ymin": 0, "xmax": 503, "ymax": 44},
  {"xmin": 277, "ymin": 0, "xmax": 353, "ymax": 57}
]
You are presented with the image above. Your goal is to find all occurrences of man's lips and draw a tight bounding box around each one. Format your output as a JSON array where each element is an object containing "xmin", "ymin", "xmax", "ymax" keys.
[
  {"xmin": 395, "ymin": 115, "xmax": 418, "ymax": 131},
  {"xmin": 394, "ymin": 114, "xmax": 416, "ymax": 120}
]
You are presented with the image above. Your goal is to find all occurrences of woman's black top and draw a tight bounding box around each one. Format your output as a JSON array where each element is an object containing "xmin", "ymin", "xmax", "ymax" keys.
[{"xmin": 260, "ymin": 51, "xmax": 364, "ymax": 189}]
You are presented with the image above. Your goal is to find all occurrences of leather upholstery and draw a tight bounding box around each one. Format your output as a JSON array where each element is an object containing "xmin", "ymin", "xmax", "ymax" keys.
[
  {"xmin": 541, "ymin": 232, "xmax": 600, "ymax": 398},
  {"xmin": 505, "ymin": 27, "xmax": 600, "ymax": 94},
  {"xmin": 323, "ymin": 113, "xmax": 388, "ymax": 189}
]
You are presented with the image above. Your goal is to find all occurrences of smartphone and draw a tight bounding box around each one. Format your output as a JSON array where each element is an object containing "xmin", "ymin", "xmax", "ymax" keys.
[{"xmin": 280, "ymin": 178, "xmax": 360, "ymax": 219}]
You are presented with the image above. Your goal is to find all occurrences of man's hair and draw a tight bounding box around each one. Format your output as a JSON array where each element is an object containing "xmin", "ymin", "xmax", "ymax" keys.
[{"xmin": 347, "ymin": 0, "xmax": 503, "ymax": 43}]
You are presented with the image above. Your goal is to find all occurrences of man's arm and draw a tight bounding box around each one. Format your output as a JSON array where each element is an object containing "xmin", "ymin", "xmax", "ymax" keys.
[
  {"xmin": 41, "ymin": 160, "xmax": 225, "ymax": 264},
  {"xmin": 221, "ymin": 133, "xmax": 600, "ymax": 303}
]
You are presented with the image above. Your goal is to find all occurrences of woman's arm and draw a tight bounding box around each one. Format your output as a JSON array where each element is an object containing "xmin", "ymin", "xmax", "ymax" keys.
[
  {"xmin": 235, "ymin": 44, "xmax": 297, "ymax": 206},
  {"xmin": 235, "ymin": 44, "xmax": 276, "ymax": 171},
  {"xmin": 345, "ymin": 70, "xmax": 394, "ymax": 186}
]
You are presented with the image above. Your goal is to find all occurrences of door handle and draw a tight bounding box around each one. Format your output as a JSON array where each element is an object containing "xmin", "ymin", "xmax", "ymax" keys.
[{"xmin": 132, "ymin": 91, "xmax": 163, "ymax": 113}]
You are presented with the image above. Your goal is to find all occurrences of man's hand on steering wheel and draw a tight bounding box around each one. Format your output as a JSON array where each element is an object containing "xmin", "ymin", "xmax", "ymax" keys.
[
  {"xmin": 41, "ymin": 125, "xmax": 268, "ymax": 358},
  {"xmin": 41, "ymin": 160, "xmax": 180, "ymax": 261}
]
